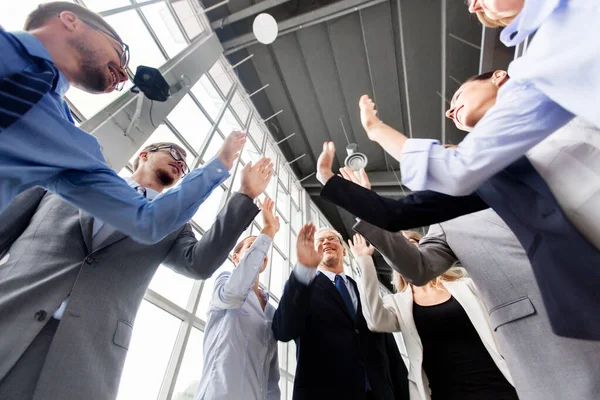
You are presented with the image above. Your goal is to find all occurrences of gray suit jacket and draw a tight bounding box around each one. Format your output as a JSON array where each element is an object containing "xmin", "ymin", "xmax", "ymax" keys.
[
  {"xmin": 355, "ymin": 209, "xmax": 600, "ymax": 400},
  {"xmin": 0, "ymin": 188, "xmax": 259, "ymax": 400}
]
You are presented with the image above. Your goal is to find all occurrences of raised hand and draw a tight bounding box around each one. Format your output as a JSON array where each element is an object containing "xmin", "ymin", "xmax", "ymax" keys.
[
  {"xmin": 217, "ymin": 131, "xmax": 247, "ymax": 170},
  {"xmin": 296, "ymin": 223, "xmax": 322, "ymax": 268},
  {"xmin": 348, "ymin": 233, "xmax": 375, "ymax": 258},
  {"xmin": 359, "ymin": 95, "xmax": 382, "ymax": 140},
  {"xmin": 258, "ymin": 197, "xmax": 280, "ymax": 238},
  {"xmin": 239, "ymin": 157, "xmax": 273, "ymax": 199},
  {"xmin": 316, "ymin": 141, "xmax": 336, "ymax": 185},
  {"xmin": 339, "ymin": 167, "xmax": 371, "ymax": 190}
]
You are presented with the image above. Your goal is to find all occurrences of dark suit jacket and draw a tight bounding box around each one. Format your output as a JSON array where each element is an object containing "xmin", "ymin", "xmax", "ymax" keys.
[
  {"xmin": 272, "ymin": 271, "xmax": 408, "ymax": 400},
  {"xmin": 320, "ymin": 157, "xmax": 600, "ymax": 340}
]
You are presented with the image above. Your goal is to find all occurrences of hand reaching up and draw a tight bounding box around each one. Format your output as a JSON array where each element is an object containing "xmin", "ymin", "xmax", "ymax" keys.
[
  {"xmin": 258, "ymin": 197, "xmax": 280, "ymax": 238},
  {"xmin": 217, "ymin": 131, "xmax": 247, "ymax": 170},
  {"xmin": 316, "ymin": 142, "xmax": 336, "ymax": 185},
  {"xmin": 359, "ymin": 95, "xmax": 382, "ymax": 139},
  {"xmin": 339, "ymin": 167, "xmax": 371, "ymax": 190},
  {"xmin": 348, "ymin": 233, "xmax": 375, "ymax": 258},
  {"xmin": 296, "ymin": 223, "xmax": 322, "ymax": 268},
  {"xmin": 239, "ymin": 157, "xmax": 273, "ymax": 199}
]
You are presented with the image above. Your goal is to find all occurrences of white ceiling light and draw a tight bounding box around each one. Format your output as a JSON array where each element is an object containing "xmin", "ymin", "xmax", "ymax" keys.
[{"xmin": 253, "ymin": 13, "xmax": 278, "ymax": 45}]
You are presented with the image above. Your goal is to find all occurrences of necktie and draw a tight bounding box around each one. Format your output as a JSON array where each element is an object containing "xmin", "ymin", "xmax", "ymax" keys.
[
  {"xmin": 334, "ymin": 275, "xmax": 356, "ymax": 320},
  {"xmin": 0, "ymin": 58, "xmax": 56, "ymax": 131}
]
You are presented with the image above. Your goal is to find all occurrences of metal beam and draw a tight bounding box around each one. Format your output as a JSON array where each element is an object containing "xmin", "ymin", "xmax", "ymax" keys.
[
  {"xmin": 211, "ymin": 0, "xmax": 291, "ymax": 29},
  {"xmin": 223, "ymin": 0, "xmax": 387, "ymax": 55},
  {"xmin": 395, "ymin": 0, "xmax": 413, "ymax": 137},
  {"xmin": 479, "ymin": 26, "xmax": 497, "ymax": 73}
]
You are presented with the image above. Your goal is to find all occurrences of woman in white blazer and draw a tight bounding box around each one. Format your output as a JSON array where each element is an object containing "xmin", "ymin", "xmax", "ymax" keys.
[{"xmin": 350, "ymin": 232, "xmax": 516, "ymax": 400}]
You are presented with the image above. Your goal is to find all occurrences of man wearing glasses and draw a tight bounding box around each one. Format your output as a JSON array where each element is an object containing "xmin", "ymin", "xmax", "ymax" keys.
[
  {"xmin": 0, "ymin": 136, "xmax": 275, "ymax": 400},
  {"xmin": 0, "ymin": 2, "xmax": 245, "ymax": 245}
]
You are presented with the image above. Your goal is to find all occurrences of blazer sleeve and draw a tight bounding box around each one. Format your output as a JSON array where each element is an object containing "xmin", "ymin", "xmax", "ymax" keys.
[
  {"xmin": 272, "ymin": 267, "xmax": 313, "ymax": 342},
  {"xmin": 354, "ymin": 221, "xmax": 459, "ymax": 286},
  {"xmin": 0, "ymin": 187, "xmax": 46, "ymax": 254},
  {"xmin": 356, "ymin": 255, "xmax": 401, "ymax": 332},
  {"xmin": 162, "ymin": 192, "xmax": 259, "ymax": 280},
  {"xmin": 320, "ymin": 175, "xmax": 489, "ymax": 231}
]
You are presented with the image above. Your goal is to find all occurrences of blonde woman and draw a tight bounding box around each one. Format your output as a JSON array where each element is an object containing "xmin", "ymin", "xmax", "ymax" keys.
[{"xmin": 350, "ymin": 233, "xmax": 516, "ymax": 400}]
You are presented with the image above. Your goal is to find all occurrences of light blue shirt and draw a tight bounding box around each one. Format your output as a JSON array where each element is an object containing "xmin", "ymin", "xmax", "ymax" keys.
[
  {"xmin": 0, "ymin": 28, "xmax": 229, "ymax": 244},
  {"xmin": 196, "ymin": 234, "xmax": 280, "ymax": 400},
  {"xmin": 293, "ymin": 265, "xmax": 359, "ymax": 313},
  {"xmin": 399, "ymin": 0, "xmax": 599, "ymax": 196}
]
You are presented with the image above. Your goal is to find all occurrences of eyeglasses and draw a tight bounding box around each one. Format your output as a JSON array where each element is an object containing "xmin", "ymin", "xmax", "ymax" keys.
[
  {"xmin": 81, "ymin": 19, "xmax": 130, "ymax": 90},
  {"xmin": 149, "ymin": 145, "xmax": 190, "ymax": 176},
  {"xmin": 315, "ymin": 236, "xmax": 341, "ymax": 245}
]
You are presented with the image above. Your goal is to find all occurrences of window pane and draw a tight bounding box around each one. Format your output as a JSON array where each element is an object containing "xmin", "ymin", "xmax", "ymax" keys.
[
  {"xmin": 141, "ymin": 2, "xmax": 187, "ymax": 58},
  {"xmin": 287, "ymin": 341, "xmax": 297, "ymax": 374},
  {"xmin": 291, "ymin": 183, "xmax": 301, "ymax": 208},
  {"xmin": 191, "ymin": 75, "xmax": 224, "ymax": 121},
  {"xmin": 196, "ymin": 259, "xmax": 234, "ymax": 320},
  {"xmin": 119, "ymin": 168, "xmax": 133, "ymax": 178},
  {"xmin": 278, "ymin": 373, "xmax": 287, "ymax": 400},
  {"xmin": 117, "ymin": 301, "xmax": 181, "ymax": 400},
  {"xmin": 290, "ymin": 205, "xmax": 302, "ymax": 233},
  {"xmin": 84, "ymin": 0, "xmax": 130, "ymax": 11},
  {"xmin": 278, "ymin": 342, "xmax": 288, "ymax": 377},
  {"xmin": 290, "ymin": 232, "xmax": 297, "ymax": 265},
  {"xmin": 248, "ymin": 117, "xmax": 265, "ymax": 150},
  {"xmin": 227, "ymin": 163, "xmax": 243, "ymax": 193},
  {"xmin": 209, "ymin": 60, "xmax": 233, "ymax": 96},
  {"xmin": 201, "ymin": 132, "xmax": 224, "ymax": 163},
  {"xmin": 65, "ymin": 84, "xmax": 132, "ymax": 120},
  {"xmin": 149, "ymin": 265, "xmax": 195, "ymax": 309},
  {"xmin": 265, "ymin": 143, "xmax": 278, "ymax": 165},
  {"xmin": 128, "ymin": 124, "xmax": 193, "ymax": 167},
  {"xmin": 172, "ymin": 328, "xmax": 204, "ymax": 399},
  {"xmin": 287, "ymin": 378, "xmax": 294, "ymax": 400},
  {"xmin": 192, "ymin": 186, "xmax": 225, "ymax": 231},
  {"xmin": 167, "ymin": 95, "xmax": 212, "ymax": 151},
  {"xmin": 274, "ymin": 210, "xmax": 288, "ymax": 253},
  {"xmin": 171, "ymin": 0, "xmax": 205, "ymax": 39},
  {"xmin": 218, "ymin": 108, "xmax": 243, "ymax": 137},
  {"xmin": 266, "ymin": 173, "xmax": 277, "ymax": 200},
  {"xmin": 230, "ymin": 90, "xmax": 250, "ymax": 124},
  {"xmin": 279, "ymin": 164, "xmax": 290, "ymax": 189},
  {"xmin": 105, "ymin": 10, "xmax": 166, "ymax": 71},
  {"xmin": 241, "ymin": 139, "xmax": 261, "ymax": 165},
  {"xmin": 269, "ymin": 249, "xmax": 287, "ymax": 299},
  {"xmin": 276, "ymin": 184, "xmax": 289, "ymax": 216}
]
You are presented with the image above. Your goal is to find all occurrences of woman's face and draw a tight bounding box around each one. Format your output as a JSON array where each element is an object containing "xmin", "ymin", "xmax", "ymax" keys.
[
  {"xmin": 445, "ymin": 71, "xmax": 507, "ymax": 131},
  {"xmin": 467, "ymin": 0, "xmax": 524, "ymax": 20}
]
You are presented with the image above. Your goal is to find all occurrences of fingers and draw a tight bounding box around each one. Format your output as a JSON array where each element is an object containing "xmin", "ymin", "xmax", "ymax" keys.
[
  {"xmin": 359, "ymin": 168, "xmax": 370, "ymax": 184},
  {"xmin": 339, "ymin": 167, "xmax": 359, "ymax": 184}
]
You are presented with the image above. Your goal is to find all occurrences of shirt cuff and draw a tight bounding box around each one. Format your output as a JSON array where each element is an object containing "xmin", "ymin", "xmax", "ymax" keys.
[
  {"xmin": 200, "ymin": 156, "xmax": 230, "ymax": 182},
  {"xmin": 400, "ymin": 138, "xmax": 441, "ymax": 191},
  {"xmin": 293, "ymin": 263, "xmax": 317, "ymax": 285}
]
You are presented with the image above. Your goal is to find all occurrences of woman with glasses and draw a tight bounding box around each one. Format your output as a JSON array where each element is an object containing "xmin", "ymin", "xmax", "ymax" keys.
[{"xmin": 350, "ymin": 233, "xmax": 516, "ymax": 400}]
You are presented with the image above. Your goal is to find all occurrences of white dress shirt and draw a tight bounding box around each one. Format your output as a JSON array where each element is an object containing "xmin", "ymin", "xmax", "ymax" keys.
[
  {"xmin": 399, "ymin": 0, "xmax": 600, "ymax": 196},
  {"xmin": 196, "ymin": 234, "xmax": 280, "ymax": 400},
  {"xmin": 52, "ymin": 178, "xmax": 159, "ymax": 320},
  {"xmin": 293, "ymin": 265, "xmax": 359, "ymax": 313}
]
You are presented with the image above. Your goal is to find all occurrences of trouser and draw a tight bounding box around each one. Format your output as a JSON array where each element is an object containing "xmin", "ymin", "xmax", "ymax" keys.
[{"xmin": 0, "ymin": 318, "xmax": 60, "ymax": 400}]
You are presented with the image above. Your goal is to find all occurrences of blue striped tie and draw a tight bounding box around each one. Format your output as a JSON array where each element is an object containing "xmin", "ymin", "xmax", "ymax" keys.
[{"xmin": 0, "ymin": 58, "xmax": 56, "ymax": 131}]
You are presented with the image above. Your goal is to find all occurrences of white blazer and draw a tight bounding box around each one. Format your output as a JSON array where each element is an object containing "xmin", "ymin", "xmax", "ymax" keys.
[{"xmin": 355, "ymin": 256, "xmax": 513, "ymax": 400}]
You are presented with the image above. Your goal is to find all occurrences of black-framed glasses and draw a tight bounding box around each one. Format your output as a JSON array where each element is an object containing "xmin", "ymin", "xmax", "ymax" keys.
[
  {"xmin": 149, "ymin": 145, "xmax": 190, "ymax": 176},
  {"xmin": 81, "ymin": 19, "xmax": 130, "ymax": 90}
]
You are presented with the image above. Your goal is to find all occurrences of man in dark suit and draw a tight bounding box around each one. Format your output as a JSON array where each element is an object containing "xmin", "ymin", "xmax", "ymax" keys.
[{"xmin": 272, "ymin": 224, "xmax": 408, "ymax": 400}]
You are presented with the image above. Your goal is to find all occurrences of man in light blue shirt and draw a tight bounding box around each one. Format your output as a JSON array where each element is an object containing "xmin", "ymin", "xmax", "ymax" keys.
[
  {"xmin": 0, "ymin": 2, "xmax": 245, "ymax": 245},
  {"xmin": 355, "ymin": 0, "xmax": 599, "ymax": 196},
  {"xmin": 197, "ymin": 197, "xmax": 280, "ymax": 400}
]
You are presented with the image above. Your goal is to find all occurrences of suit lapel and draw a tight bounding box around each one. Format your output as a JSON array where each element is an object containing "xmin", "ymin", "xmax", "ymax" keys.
[
  {"xmin": 316, "ymin": 273, "xmax": 354, "ymax": 322},
  {"xmin": 79, "ymin": 210, "xmax": 94, "ymax": 253},
  {"xmin": 94, "ymin": 230, "xmax": 128, "ymax": 253}
]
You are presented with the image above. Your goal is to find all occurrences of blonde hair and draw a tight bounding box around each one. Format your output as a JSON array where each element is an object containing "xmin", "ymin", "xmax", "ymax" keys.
[
  {"xmin": 475, "ymin": 11, "xmax": 514, "ymax": 28},
  {"xmin": 391, "ymin": 267, "xmax": 466, "ymax": 293}
]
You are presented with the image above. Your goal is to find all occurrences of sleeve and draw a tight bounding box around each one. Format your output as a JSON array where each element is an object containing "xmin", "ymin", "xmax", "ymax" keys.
[
  {"xmin": 271, "ymin": 265, "xmax": 315, "ymax": 342},
  {"xmin": 320, "ymin": 175, "xmax": 488, "ymax": 231},
  {"xmin": 0, "ymin": 187, "xmax": 46, "ymax": 254},
  {"xmin": 267, "ymin": 348, "xmax": 281, "ymax": 400},
  {"xmin": 48, "ymin": 156, "xmax": 229, "ymax": 245},
  {"xmin": 210, "ymin": 234, "xmax": 272, "ymax": 310},
  {"xmin": 163, "ymin": 193, "xmax": 259, "ymax": 280},
  {"xmin": 400, "ymin": 81, "xmax": 575, "ymax": 195},
  {"xmin": 354, "ymin": 221, "xmax": 459, "ymax": 286},
  {"xmin": 355, "ymin": 255, "xmax": 401, "ymax": 332}
]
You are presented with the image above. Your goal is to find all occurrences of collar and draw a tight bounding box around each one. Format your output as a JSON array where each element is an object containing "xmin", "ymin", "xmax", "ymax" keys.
[
  {"xmin": 10, "ymin": 31, "xmax": 71, "ymax": 97},
  {"xmin": 318, "ymin": 269, "xmax": 348, "ymax": 283},
  {"xmin": 500, "ymin": 0, "xmax": 561, "ymax": 46},
  {"xmin": 125, "ymin": 178, "xmax": 160, "ymax": 201}
]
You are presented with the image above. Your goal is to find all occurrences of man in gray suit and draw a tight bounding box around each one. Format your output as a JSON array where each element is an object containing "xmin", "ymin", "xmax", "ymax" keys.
[
  {"xmin": 0, "ymin": 138, "xmax": 274, "ymax": 400},
  {"xmin": 355, "ymin": 211, "xmax": 600, "ymax": 400}
]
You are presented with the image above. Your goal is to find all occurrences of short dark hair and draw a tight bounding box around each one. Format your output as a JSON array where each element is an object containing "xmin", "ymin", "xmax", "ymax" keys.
[
  {"xmin": 24, "ymin": 1, "xmax": 122, "ymax": 43},
  {"xmin": 233, "ymin": 236, "xmax": 257, "ymax": 256},
  {"xmin": 132, "ymin": 142, "xmax": 187, "ymax": 171}
]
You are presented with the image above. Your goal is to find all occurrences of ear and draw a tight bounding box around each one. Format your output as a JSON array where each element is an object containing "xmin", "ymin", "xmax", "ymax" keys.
[
  {"xmin": 138, "ymin": 151, "xmax": 149, "ymax": 164},
  {"xmin": 492, "ymin": 70, "xmax": 509, "ymax": 87},
  {"xmin": 58, "ymin": 11, "xmax": 80, "ymax": 32},
  {"xmin": 232, "ymin": 253, "xmax": 240, "ymax": 264}
]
